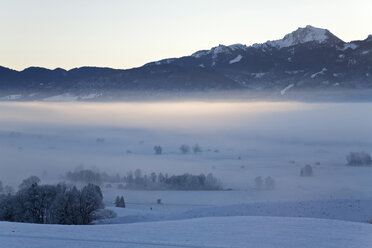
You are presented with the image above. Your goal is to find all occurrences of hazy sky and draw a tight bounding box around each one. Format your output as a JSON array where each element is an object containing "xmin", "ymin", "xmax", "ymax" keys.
[{"xmin": 1, "ymin": 0, "xmax": 371, "ymax": 71}]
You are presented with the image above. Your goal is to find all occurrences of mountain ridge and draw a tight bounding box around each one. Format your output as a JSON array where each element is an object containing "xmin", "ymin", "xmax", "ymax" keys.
[{"xmin": 1, "ymin": 25, "xmax": 371, "ymax": 101}]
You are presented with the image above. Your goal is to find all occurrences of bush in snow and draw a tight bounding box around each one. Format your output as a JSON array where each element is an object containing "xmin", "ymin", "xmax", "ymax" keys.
[
  {"xmin": 192, "ymin": 144, "xmax": 202, "ymax": 154},
  {"xmin": 300, "ymin": 165, "xmax": 313, "ymax": 177},
  {"xmin": 346, "ymin": 152, "xmax": 372, "ymax": 166},
  {"xmin": 179, "ymin": 144, "xmax": 190, "ymax": 154},
  {"xmin": 254, "ymin": 176, "xmax": 264, "ymax": 190},
  {"xmin": 115, "ymin": 196, "xmax": 126, "ymax": 208},
  {"xmin": 95, "ymin": 209, "xmax": 117, "ymax": 220},
  {"xmin": 154, "ymin": 145, "xmax": 162, "ymax": 155}
]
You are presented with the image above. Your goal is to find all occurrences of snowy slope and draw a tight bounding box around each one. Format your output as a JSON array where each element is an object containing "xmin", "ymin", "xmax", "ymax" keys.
[
  {"xmin": 1, "ymin": 216, "xmax": 371, "ymax": 248},
  {"xmin": 261, "ymin": 25, "xmax": 341, "ymax": 49},
  {"xmin": 99, "ymin": 199, "xmax": 372, "ymax": 224}
]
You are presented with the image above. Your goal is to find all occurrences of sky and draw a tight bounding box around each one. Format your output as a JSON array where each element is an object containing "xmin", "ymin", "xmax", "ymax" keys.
[{"xmin": 1, "ymin": 0, "xmax": 371, "ymax": 71}]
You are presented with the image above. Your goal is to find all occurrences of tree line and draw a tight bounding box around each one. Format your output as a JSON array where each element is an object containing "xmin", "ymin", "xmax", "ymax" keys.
[
  {"xmin": 65, "ymin": 169, "xmax": 222, "ymax": 190},
  {"xmin": 0, "ymin": 176, "xmax": 104, "ymax": 225}
]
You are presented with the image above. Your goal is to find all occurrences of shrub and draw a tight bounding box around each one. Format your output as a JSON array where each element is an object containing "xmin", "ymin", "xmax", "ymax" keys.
[
  {"xmin": 94, "ymin": 209, "xmax": 117, "ymax": 220},
  {"xmin": 300, "ymin": 165, "xmax": 313, "ymax": 177},
  {"xmin": 154, "ymin": 145, "xmax": 162, "ymax": 155},
  {"xmin": 255, "ymin": 176, "xmax": 264, "ymax": 190},
  {"xmin": 192, "ymin": 144, "xmax": 202, "ymax": 154},
  {"xmin": 179, "ymin": 144, "xmax": 190, "ymax": 154}
]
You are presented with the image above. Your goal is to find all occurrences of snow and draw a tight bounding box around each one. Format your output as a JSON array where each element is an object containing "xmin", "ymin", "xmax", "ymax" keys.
[
  {"xmin": 339, "ymin": 43, "xmax": 358, "ymax": 51},
  {"xmin": 152, "ymin": 59, "xmax": 176, "ymax": 66},
  {"xmin": 43, "ymin": 93, "xmax": 101, "ymax": 101},
  {"xmin": 285, "ymin": 70, "xmax": 304, "ymax": 75},
  {"xmin": 0, "ymin": 217, "xmax": 369, "ymax": 248},
  {"xmin": 361, "ymin": 50, "xmax": 370, "ymax": 55},
  {"xmin": 0, "ymin": 95, "xmax": 22, "ymax": 100},
  {"xmin": 2, "ymin": 101, "xmax": 372, "ymax": 247},
  {"xmin": 1, "ymin": 216, "xmax": 371, "ymax": 248},
  {"xmin": 229, "ymin": 55, "xmax": 243, "ymax": 64},
  {"xmin": 311, "ymin": 68, "xmax": 327, "ymax": 79},
  {"xmin": 228, "ymin": 44, "xmax": 246, "ymax": 51},
  {"xmin": 79, "ymin": 93, "xmax": 101, "ymax": 100},
  {"xmin": 44, "ymin": 94, "xmax": 79, "ymax": 101},
  {"xmin": 192, "ymin": 44, "xmax": 246, "ymax": 59},
  {"xmin": 264, "ymin": 25, "xmax": 330, "ymax": 49},
  {"xmin": 98, "ymin": 197, "xmax": 372, "ymax": 225},
  {"xmin": 280, "ymin": 84, "xmax": 295, "ymax": 95},
  {"xmin": 251, "ymin": 72, "xmax": 266, "ymax": 79},
  {"xmin": 191, "ymin": 50, "xmax": 208, "ymax": 58},
  {"xmin": 170, "ymin": 199, "xmax": 372, "ymax": 223}
]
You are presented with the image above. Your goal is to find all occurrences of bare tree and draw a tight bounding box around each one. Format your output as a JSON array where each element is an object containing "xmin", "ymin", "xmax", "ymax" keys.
[
  {"xmin": 192, "ymin": 144, "xmax": 202, "ymax": 154},
  {"xmin": 154, "ymin": 145, "xmax": 162, "ymax": 155},
  {"xmin": 179, "ymin": 144, "xmax": 190, "ymax": 154},
  {"xmin": 300, "ymin": 165, "xmax": 313, "ymax": 177}
]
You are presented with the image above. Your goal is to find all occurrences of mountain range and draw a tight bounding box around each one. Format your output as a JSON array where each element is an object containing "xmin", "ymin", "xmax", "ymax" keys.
[{"xmin": 1, "ymin": 25, "xmax": 371, "ymax": 101}]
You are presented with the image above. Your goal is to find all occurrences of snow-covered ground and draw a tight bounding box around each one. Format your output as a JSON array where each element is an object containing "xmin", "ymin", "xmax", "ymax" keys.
[
  {"xmin": 99, "ymin": 198, "xmax": 372, "ymax": 224},
  {"xmin": 1, "ymin": 216, "xmax": 372, "ymax": 248}
]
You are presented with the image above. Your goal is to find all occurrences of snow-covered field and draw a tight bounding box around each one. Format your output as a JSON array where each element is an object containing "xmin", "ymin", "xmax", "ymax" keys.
[
  {"xmin": 1, "ymin": 216, "xmax": 371, "ymax": 248},
  {"xmin": 1, "ymin": 101, "xmax": 372, "ymax": 247}
]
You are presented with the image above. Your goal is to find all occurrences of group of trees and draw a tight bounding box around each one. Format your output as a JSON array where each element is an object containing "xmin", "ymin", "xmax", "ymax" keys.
[
  {"xmin": 115, "ymin": 196, "xmax": 126, "ymax": 208},
  {"xmin": 346, "ymin": 152, "xmax": 372, "ymax": 166},
  {"xmin": 179, "ymin": 144, "xmax": 202, "ymax": 154},
  {"xmin": 0, "ymin": 176, "xmax": 104, "ymax": 225},
  {"xmin": 254, "ymin": 176, "xmax": 275, "ymax": 190},
  {"xmin": 152, "ymin": 144, "xmax": 203, "ymax": 155},
  {"xmin": 65, "ymin": 168, "xmax": 222, "ymax": 191},
  {"xmin": 153, "ymin": 145, "xmax": 162, "ymax": 155},
  {"xmin": 121, "ymin": 170, "xmax": 221, "ymax": 190}
]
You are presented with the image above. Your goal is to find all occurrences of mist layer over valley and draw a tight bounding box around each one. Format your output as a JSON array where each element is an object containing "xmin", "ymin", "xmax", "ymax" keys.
[{"xmin": 1, "ymin": 101, "xmax": 372, "ymax": 203}]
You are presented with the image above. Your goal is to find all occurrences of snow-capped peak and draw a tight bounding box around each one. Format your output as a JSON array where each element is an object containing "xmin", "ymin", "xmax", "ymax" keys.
[{"xmin": 260, "ymin": 25, "xmax": 341, "ymax": 49}]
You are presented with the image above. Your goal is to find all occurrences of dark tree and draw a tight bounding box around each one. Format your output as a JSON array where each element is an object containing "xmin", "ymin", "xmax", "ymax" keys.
[
  {"xmin": 154, "ymin": 145, "xmax": 162, "ymax": 155},
  {"xmin": 300, "ymin": 165, "xmax": 313, "ymax": 177},
  {"xmin": 79, "ymin": 184, "xmax": 104, "ymax": 225},
  {"xmin": 179, "ymin": 144, "xmax": 190, "ymax": 154},
  {"xmin": 192, "ymin": 144, "xmax": 202, "ymax": 154}
]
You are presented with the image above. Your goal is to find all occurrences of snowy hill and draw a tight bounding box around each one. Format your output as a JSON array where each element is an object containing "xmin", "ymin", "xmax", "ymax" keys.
[{"xmin": 1, "ymin": 216, "xmax": 371, "ymax": 248}]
